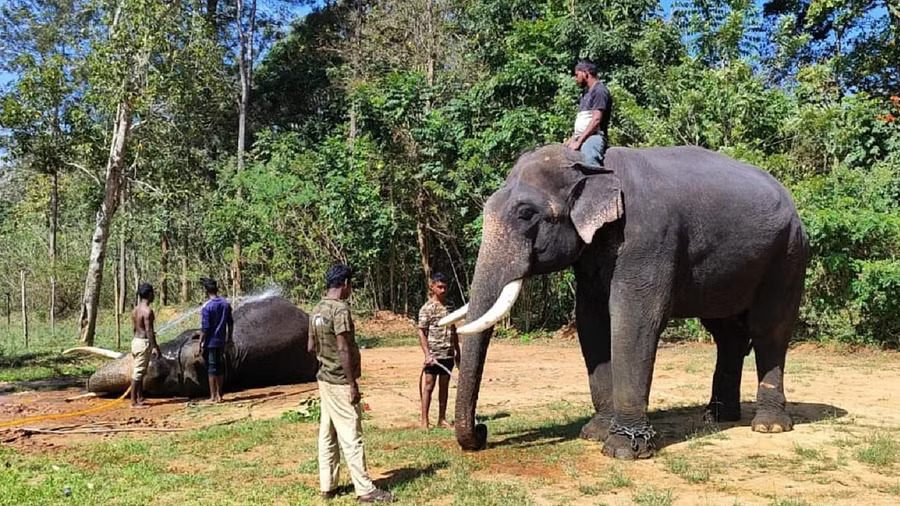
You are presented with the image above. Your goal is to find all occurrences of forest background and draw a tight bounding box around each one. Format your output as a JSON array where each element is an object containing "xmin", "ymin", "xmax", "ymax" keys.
[{"xmin": 1, "ymin": 0, "xmax": 899, "ymax": 348}]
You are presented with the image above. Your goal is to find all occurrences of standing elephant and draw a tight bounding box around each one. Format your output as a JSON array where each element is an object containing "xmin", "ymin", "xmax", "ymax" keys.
[{"xmin": 442, "ymin": 144, "xmax": 809, "ymax": 459}]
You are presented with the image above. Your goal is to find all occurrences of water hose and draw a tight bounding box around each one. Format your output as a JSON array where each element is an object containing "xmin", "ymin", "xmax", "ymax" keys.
[{"xmin": 0, "ymin": 386, "xmax": 132, "ymax": 429}]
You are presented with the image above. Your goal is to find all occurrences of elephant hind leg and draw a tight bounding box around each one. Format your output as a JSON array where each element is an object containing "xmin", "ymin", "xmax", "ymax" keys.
[
  {"xmin": 745, "ymin": 251, "xmax": 805, "ymax": 434},
  {"xmin": 701, "ymin": 316, "xmax": 751, "ymax": 423}
]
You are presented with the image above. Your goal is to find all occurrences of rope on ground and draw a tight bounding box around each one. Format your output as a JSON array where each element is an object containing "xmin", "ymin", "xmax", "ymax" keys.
[{"xmin": 0, "ymin": 386, "xmax": 132, "ymax": 430}]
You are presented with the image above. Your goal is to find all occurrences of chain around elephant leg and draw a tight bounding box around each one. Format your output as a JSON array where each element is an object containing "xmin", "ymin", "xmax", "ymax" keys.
[{"xmin": 602, "ymin": 420, "xmax": 657, "ymax": 460}]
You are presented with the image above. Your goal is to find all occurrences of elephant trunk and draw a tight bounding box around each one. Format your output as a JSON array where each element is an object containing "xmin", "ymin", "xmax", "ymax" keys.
[
  {"xmin": 455, "ymin": 210, "xmax": 528, "ymax": 450},
  {"xmin": 454, "ymin": 273, "xmax": 500, "ymax": 450}
]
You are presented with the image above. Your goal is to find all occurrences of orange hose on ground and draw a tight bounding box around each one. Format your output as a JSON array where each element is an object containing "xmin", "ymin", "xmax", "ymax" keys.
[{"xmin": 0, "ymin": 386, "xmax": 132, "ymax": 429}]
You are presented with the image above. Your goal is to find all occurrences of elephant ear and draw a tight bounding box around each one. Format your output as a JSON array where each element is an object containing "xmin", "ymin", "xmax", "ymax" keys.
[{"xmin": 568, "ymin": 171, "xmax": 624, "ymax": 244}]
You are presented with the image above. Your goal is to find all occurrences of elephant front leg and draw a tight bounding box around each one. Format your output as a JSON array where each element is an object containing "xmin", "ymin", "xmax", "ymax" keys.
[
  {"xmin": 575, "ymin": 288, "xmax": 613, "ymax": 441},
  {"xmin": 602, "ymin": 284, "xmax": 670, "ymax": 460}
]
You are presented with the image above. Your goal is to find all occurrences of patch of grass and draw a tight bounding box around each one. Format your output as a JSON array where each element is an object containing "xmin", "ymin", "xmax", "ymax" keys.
[
  {"xmin": 855, "ymin": 432, "xmax": 899, "ymax": 467},
  {"xmin": 830, "ymin": 435, "xmax": 859, "ymax": 448},
  {"xmin": 685, "ymin": 426, "xmax": 729, "ymax": 449},
  {"xmin": 878, "ymin": 483, "xmax": 900, "ymax": 495},
  {"xmin": 662, "ymin": 455, "xmax": 711, "ymax": 483},
  {"xmin": 791, "ymin": 443, "xmax": 843, "ymax": 473},
  {"xmin": 768, "ymin": 498, "xmax": 810, "ymax": 506},
  {"xmin": 578, "ymin": 484, "xmax": 602, "ymax": 495},
  {"xmin": 1, "ymin": 412, "xmax": 543, "ymax": 505},
  {"xmin": 632, "ymin": 487, "xmax": 675, "ymax": 506},
  {"xmin": 793, "ymin": 444, "xmax": 826, "ymax": 460},
  {"xmin": 602, "ymin": 465, "xmax": 632, "ymax": 489},
  {"xmin": 741, "ymin": 454, "xmax": 793, "ymax": 471},
  {"xmin": 547, "ymin": 400, "xmax": 574, "ymax": 412},
  {"xmin": 682, "ymin": 361, "xmax": 703, "ymax": 374}
]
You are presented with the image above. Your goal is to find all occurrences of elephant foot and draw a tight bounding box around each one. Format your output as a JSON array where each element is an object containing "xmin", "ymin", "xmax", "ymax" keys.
[
  {"xmin": 579, "ymin": 414, "xmax": 612, "ymax": 441},
  {"xmin": 457, "ymin": 423, "xmax": 488, "ymax": 451},
  {"xmin": 751, "ymin": 410, "xmax": 793, "ymax": 433},
  {"xmin": 703, "ymin": 402, "xmax": 741, "ymax": 423},
  {"xmin": 601, "ymin": 421, "xmax": 657, "ymax": 460}
]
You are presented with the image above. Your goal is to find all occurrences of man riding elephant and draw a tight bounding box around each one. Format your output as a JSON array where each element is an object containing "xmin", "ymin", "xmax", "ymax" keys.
[{"xmin": 564, "ymin": 60, "xmax": 613, "ymax": 167}]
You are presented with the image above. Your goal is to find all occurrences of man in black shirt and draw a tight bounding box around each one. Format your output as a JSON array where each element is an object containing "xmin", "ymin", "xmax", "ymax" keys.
[{"xmin": 564, "ymin": 60, "xmax": 613, "ymax": 166}]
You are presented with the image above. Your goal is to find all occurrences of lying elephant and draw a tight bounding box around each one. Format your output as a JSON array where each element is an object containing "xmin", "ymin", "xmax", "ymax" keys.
[
  {"xmin": 442, "ymin": 144, "xmax": 809, "ymax": 459},
  {"xmin": 66, "ymin": 296, "xmax": 317, "ymax": 397}
]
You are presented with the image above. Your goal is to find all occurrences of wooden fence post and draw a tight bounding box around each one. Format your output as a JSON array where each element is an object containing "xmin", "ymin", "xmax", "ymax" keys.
[
  {"xmin": 20, "ymin": 270, "xmax": 28, "ymax": 348},
  {"xmin": 114, "ymin": 262, "xmax": 122, "ymax": 349}
]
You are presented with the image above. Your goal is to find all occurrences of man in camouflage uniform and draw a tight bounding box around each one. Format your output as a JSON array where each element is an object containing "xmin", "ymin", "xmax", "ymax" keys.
[
  {"xmin": 417, "ymin": 272, "xmax": 461, "ymax": 429},
  {"xmin": 307, "ymin": 264, "xmax": 392, "ymax": 503}
]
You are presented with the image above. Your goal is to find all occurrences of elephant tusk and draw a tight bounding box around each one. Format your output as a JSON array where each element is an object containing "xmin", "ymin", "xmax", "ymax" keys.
[
  {"xmin": 438, "ymin": 304, "xmax": 468, "ymax": 327},
  {"xmin": 456, "ymin": 280, "xmax": 523, "ymax": 335},
  {"xmin": 63, "ymin": 347, "xmax": 125, "ymax": 360}
]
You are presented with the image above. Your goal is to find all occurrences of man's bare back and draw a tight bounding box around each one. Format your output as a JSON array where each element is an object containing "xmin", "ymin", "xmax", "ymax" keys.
[{"xmin": 132, "ymin": 302, "xmax": 154, "ymax": 340}]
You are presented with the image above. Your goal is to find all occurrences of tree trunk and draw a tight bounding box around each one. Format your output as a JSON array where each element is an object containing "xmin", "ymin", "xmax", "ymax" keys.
[
  {"xmin": 206, "ymin": 0, "xmax": 218, "ymax": 29},
  {"xmin": 114, "ymin": 260, "xmax": 121, "ymax": 349},
  {"xmin": 78, "ymin": 100, "xmax": 132, "ymax": 345},
  {"xmin": 348, "ymin": 0, "xmax": 363, "ymax": 146},
  {"xmin": 389, "ymin": 242, "xmax": 395, "ymax": 312},
  {"xmin": 403, "ymin": 263, "xmax": 409, "ymax": 316},
  {"xmin": 118, "ymin": 185, "xmax": 127, "ymax": 313},
  {"xmin": 160, "ymin": 230, "xmax": 169, "ymax": 306},
  {"xmin": 49, "ymin": 171, "xmax": 58, "ymax": 335},
  {"xmin": 180, "ymin": 236, "xmax": 189, "ymax": 304},
  {"xmin": 129, "ymin": 244, "xmax": 139, "ymax": 306},
  {"xmin": 416, "ymin": 194, "xmax": 432, "ymax": 293},
  {"xmin": 426, "ymin": 0, "xmax": 435, "ymax": 89},
  {"xmin": 21, "ymin": 270, "xmax": 28, "ymax": 347},
  {"xmin": 232, "ymin": 0, "xmax": 256, "ymax": 298}
]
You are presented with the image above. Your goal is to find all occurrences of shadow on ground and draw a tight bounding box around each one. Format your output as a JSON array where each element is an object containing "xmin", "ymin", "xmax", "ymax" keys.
[
  {"xmin": 376, "ymin": 461, "xmax": 450, "ymax": 488},
  {"xmin": 319, "ymin": 461, "xmax": 449, "ymax": 499},
  {"xmin": 488, "ymin": 402, "xmax": 848, "ymax": 451}
]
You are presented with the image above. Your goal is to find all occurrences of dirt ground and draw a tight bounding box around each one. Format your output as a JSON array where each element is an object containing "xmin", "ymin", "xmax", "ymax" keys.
[{"xmin": 2, "ymin": 340, "xmax": 900, "ymax": 505}]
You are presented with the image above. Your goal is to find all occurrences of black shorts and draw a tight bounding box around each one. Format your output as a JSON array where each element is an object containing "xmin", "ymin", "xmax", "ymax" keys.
[
  {"xmin": 204, "ymin": 347, "xmax": 224, "ymax": 376},
  {"xmin": 424, "ymin": 358, "xmax": 454, "ymax": 376}
]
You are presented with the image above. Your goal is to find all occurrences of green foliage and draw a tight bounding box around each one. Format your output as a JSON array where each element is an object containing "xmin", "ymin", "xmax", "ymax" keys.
[
  {"xmin": 1, "ymin": 0, "xmax": 900, "ymax": 347},
  {"xmin": 280, "ymin": 398, "xmax": 321, "ymax": 423}
]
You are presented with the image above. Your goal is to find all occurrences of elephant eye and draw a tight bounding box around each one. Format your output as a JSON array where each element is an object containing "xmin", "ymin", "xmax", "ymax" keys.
[{"xmin": 517, "ymin": 207, "xmax": 538, "ymax": 221}]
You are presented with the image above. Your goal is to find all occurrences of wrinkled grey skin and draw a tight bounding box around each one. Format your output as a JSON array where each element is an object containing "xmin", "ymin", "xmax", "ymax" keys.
[
  {"xmin": 88, "ymin": 296, "xmax": 317, "ymax": 397},
  {"xmin": 456, "ymin": 144, "xmax": 809, "ymax": 459}
]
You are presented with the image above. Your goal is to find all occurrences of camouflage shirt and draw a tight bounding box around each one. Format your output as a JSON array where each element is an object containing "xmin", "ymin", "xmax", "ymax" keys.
[
  {"xmin": 309, "ymin": 298, "xmax": 361, "ymax": 385},
  {"xmin": 418, "ymin": 299, "xmax": 454, "ymax": 359}
]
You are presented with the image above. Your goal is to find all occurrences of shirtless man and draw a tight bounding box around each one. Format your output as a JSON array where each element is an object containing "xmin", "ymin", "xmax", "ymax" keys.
[{"xmin": 131, "ymin": 283, "xmax": 162, "ymax": 408}]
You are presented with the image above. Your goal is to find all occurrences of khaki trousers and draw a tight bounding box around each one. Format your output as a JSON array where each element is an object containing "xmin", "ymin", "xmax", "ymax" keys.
[
  {"xmin": 317, "ymin": 380, "xmax": 376, "ymax": 496},
  {"xmin": 131, "ymin": 338, "xmax": 150, "ymax": 382}
]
